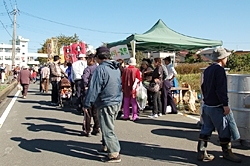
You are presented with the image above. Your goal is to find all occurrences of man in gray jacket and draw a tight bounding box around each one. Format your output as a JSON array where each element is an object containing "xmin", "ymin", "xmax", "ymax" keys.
[{"xmin": 84, "ymin": 46, "xmax": 122, "ymax": 163}]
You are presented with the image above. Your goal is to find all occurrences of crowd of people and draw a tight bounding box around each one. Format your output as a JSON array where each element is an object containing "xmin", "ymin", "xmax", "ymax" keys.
[{"xmin": 14, "ymin": 46, "xmax": 242, "ymax": 163}]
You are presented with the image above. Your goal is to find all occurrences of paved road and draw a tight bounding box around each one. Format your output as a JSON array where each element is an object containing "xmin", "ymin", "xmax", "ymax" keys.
[{"xmin": 0, "ymin": 83, "xmax": 250, "ymax": 166}]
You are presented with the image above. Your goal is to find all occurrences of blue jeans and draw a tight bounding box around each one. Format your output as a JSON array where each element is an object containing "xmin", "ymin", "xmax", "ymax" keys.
[
  {"xmin": 226, "ymin": 110, "xmax": 240, "ymax": 140},
  {"xmin": 98, "ymin": 104, "xmax": 121, "ymax": 157},
  {"xmin": 200, "ymin": 104, "xmax": 232, "ymax": 140}
]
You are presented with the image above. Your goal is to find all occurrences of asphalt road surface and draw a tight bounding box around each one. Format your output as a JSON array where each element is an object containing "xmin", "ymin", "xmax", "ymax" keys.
[{"xmin": 0, "ymin": 83, "xmax": 250, "ymax": 166}]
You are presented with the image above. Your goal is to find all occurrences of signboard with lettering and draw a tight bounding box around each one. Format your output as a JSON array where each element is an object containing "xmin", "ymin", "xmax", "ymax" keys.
[{"xmin": 110, "ymin": 45, "xmax": 130, "ymax": 60}]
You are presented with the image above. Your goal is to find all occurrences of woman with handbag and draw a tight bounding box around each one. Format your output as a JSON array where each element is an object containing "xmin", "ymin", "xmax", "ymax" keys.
[{"xmin": 148, "ymin": 58, "xmax": 163, "ymax": 118}]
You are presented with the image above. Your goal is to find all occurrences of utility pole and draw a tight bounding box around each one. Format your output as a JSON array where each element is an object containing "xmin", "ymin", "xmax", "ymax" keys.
[{"xmin": 11, "ymin": 6, "xmax": 17, "ymax": 66}]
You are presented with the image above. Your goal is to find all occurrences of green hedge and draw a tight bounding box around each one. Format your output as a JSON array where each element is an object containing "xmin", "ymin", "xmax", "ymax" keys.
[
  {"xmin": 175, "ymin": 63, "xmax": 209, "ymax": 74},
  {"xmin": 226, "ymin": 53, "xmax": 250, "ymax": 73}
]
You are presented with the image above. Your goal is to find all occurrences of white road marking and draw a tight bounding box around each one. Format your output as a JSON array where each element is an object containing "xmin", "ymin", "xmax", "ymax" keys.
[
  {"xmin": 0, "ymin": 90, "xmax": 20, "ymax": 128},
  {"xmin": 178, "ymin": 112, "xmax": 200, "ymax": 121}
]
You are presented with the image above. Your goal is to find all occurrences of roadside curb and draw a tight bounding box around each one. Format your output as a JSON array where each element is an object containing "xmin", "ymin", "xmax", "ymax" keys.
[{"xmin": 0, "ymin": 80, "xmax": 18, "ymax": 102}]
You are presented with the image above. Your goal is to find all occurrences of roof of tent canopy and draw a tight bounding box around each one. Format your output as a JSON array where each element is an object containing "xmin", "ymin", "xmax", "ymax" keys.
[{"xmin": 107, "ymin": 19, "xmax": 222, "ymax": 52}]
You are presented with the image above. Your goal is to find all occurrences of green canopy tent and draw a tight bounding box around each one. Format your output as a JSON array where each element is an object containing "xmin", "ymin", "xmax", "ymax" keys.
[{"xmin": 107, "ymin": 19, "xmax": 222, "ymax": 57}]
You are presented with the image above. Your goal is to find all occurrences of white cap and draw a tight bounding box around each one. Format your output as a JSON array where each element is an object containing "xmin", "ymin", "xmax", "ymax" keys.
[{"xmin": 78, "ymin": 54, "xmax": 86, "ymax": 58}]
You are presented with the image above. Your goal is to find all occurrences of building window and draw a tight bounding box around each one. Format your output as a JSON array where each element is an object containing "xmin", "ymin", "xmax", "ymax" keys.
[
  {"xmin": 5, "ymin": 48, "xmax": 12, "ymax": 52},
  {"xmin": 5, "ymin": 56, "xmax": 11, "ymax": 60},
  {"xmin": 29, "ymin": 57, "xmax": 34, "ymax": 61},
  {"xmin": 0, "ymin": 48, "xmax": 3, "ymax": 52},
  {"xmin": 22, "ymin": 45, "xmax": 25, "ymax": 47},
  {"xmin": 15, "ymin": 56, "xmax": 20, "ymax": 60},
  {"xmin": 16, "ymin": 48, "xmax": 20, "ymax": 53},
  {"xmin": 0, "ymin": 56, "xmax": 3, "ymax": 60},
  {"xmin": 22, "ymin": 53, "xmax": 25, "ymax": 55}
]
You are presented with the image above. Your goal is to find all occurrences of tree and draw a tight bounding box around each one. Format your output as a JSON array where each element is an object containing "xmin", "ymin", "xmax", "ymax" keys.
[
  {"xmin": 37, "ymin": 57, "xmax": 48, "ymax": 64},
  {"xmin": 226, "ymin": 53, "xmax": 250, "ymax": 72},
  {"xmin": 38, "ymin": 34, "xmax": 80, "ymax": 54},
  {"xmin": 185, "ymin": 52, "xmax": 195, "ymax": 63},
  {"xmin": 195, "ymin": 54, "xmax": 203, "ymax": 63},
  {"xmin": 135, "ymin": 51, "xmax": 146, "ymax": 67}
]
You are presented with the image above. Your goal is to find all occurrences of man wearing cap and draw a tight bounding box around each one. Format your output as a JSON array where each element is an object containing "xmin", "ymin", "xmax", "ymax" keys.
[
  {"xmin": 197, "ymin": 47, "xmax": 241, "ymax": 163},
  {"xmin": 71, "ymin": 54, "xmax": 87, "ymax": 112},
  {"xmin": 83, "ymin": 46, "xmax": 122, "ymax": 163}
]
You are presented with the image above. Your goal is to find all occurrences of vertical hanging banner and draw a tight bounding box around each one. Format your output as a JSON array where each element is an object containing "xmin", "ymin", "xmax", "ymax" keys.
[
  {"xmin": 110, "ymin": 45, "xmax": 130, "ymax": 60},
  {"xmin": 71, "ymin": 43, "xmax": 78, "ymax": 62},
  {"xmin": 51, "ymin": 38, "xmax": 58, "ymax": 56},
  {"xmin": 47, "ymin": 38, "xmax": 58, "ymax": 60},
  {"xmin": 63, "ymin": 46, "xmax": 72, "ymax": 63}
]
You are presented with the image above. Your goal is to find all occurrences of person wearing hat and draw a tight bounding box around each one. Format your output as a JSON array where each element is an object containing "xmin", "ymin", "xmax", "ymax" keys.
[
  {"xmin": 71, "ymin": 53, "xmax": 87, "ymax": 112},
  {"xmin": 122, "ymin": 57, "xmax": 141, "ymax": 121},
  {"xmin": 197, "ymin": 47, "xmax": 241, "ymax": 163},
  {"xmin": 18, "ymin": 65, "xmax": 32, "ymax": 99},
  {"xmin": 83, "ymin": 46, "xmax": 122, "ymax": 163},
  {"xmin": 50, "ymin": 55, "xmax": 67, "ymax": 106},
  {"xmin": 81, "ymin": 53, "xmax": 100, "ymax": 137}
]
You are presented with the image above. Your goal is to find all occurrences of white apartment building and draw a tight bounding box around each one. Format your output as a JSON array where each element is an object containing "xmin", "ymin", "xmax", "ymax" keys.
[{"xmin": 0, "ymin": 36, "xmax": 47, "ymax": 66}]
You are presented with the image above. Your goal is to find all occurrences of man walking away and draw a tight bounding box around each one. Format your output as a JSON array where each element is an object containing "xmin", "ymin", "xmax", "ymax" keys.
[
  {"xmin": 84, "ymin": 46, "xmax": 122, "ymax": 163},
  {"xmin": 197, "ymin": 47, "xmax": 242, "ymax": 163},
  {"xmin": 41, "ymin": 64, "xmax": 50, "ymax": 93},
  {"xmin": 71, "ymin": 54, "xmax": 87, "ymax": 113}
]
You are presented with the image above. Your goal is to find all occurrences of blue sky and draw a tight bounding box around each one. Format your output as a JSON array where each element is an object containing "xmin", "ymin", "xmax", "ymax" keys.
[{"xmin": 0, "ymin": 0, "xmax": 250, "ymax": 52}]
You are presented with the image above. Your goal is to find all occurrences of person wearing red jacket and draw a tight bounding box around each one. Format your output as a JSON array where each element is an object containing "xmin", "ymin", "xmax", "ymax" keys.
[{"xmin": 122, "ymin": 57, "xmax": 141, "ymax": 121}]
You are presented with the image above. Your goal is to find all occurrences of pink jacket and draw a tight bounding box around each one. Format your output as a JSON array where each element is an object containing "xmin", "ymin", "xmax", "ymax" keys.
[{"xmin": 18, "ymin": 69, "xmax": 32, "ymax": 84}]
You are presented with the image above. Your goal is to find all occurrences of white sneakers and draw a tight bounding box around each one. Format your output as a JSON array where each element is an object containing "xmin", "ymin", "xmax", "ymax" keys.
[
  {"xmin": 148, "ymin": 114, "xmax": 158, "ymax": 118},
  {"xmin": 148, "ymin": 113, "xmax": 163, "ymax": 118}
]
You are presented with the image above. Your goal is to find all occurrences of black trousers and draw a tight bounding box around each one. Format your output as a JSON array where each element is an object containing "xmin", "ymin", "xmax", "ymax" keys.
[
  {"xmin": 51, "ymin": 81, "xmax": 60, "ymax": 104},
  {"xmin": 74, "ymin": 79, "xmax": 83, "ymax": 108},
  {"xmin": 83, "ymin": 105, "xmax": 100, "ymax": 133},
  {"xmin": 152, "ymin": 91, "xmax": 162, "ymax": 115},
  {"xmin": 39, "ymin": 78, "xmax": 42, "ymax": 92},
  {"xmin": 147, "ymin": 90, "xmax": 154, "ymax": 107},
  {"xmin": 161, "ymin": 80, "xmax": 177, "ymax": 114}
]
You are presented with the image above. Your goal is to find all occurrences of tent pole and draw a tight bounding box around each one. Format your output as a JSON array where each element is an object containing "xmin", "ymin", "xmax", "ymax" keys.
[{"xmin": 130, "ymin": 40, "xmax": 136, "ymax": 58}]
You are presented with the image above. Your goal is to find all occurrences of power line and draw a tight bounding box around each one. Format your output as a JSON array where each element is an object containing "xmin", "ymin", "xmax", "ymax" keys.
[
  {"xmin": 19, "ymin": 11, "xmax": 132, "ymax": 35},
  {"xmin": 3, "ymin": 0, "xmax": 13, "ymax": 23},
  {"xmin": 8, "ymin": 0, "xmax": 13, "ymax": 9},
  {"xmin": 0, "ymin": 19, "xmax": 12, "ymax": 37}
]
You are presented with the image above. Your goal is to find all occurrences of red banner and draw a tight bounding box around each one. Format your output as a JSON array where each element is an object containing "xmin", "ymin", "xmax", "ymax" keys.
[
  {"xmin": 63, "ymin": 42, "xmax": 86, "ymax": 63},
  {"xmin": 63, "ymin": 46, "xmax": 72, "ymax": 63}
]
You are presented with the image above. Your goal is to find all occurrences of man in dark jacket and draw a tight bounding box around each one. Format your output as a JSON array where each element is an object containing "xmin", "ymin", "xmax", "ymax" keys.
[
  {"xmin": 84, "ymin": 46, "xmax": 122, "ymax": 163},
  {"xmin": 197, "ymin": 47, "xmax": 241, "ymax": 163}
]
